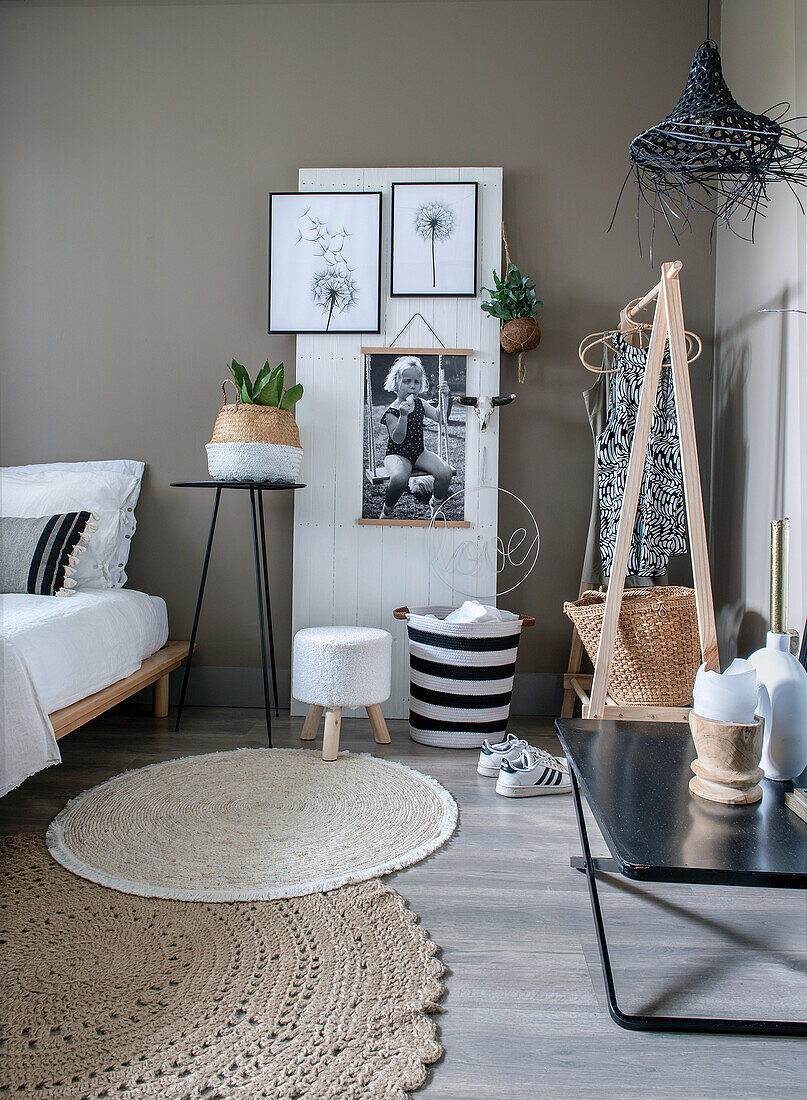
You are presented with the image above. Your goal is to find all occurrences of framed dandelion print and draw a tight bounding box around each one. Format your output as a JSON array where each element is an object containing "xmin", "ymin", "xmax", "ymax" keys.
[
  {"xmin": 268, "ymin": 191, "xmax": 382, "ymax": 334},
  {"xmin": 390, "ymin": 182, "xmax": 478, "ymax": 298}
]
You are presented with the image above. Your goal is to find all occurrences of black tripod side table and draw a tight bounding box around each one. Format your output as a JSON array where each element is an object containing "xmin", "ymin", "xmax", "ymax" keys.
[{"xmin": 171, "ymin": 480, "xmax": 305, "ymax": 745}]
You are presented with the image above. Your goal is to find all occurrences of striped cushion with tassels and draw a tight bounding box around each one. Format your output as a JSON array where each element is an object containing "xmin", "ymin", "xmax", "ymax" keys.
[{"xmin": 0, "ymin": 512, "xmax": 95, "ymax": 596}]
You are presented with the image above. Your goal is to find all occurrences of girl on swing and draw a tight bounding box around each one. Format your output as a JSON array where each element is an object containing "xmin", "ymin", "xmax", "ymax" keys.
[{"xmin": 379, "ymin": 356, "xmax": 453, "ymax": 519}]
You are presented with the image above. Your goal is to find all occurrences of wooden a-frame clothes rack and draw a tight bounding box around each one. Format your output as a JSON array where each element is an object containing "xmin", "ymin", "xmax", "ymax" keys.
[{"xmin": 562, "ymin": 261, "xmax": 720, "ymax": 722}]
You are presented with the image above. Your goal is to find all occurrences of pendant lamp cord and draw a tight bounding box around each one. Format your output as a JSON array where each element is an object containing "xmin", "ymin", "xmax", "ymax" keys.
[{"xmin": 706, "ymin": 0, "xmax": 711, "ymax": 40}]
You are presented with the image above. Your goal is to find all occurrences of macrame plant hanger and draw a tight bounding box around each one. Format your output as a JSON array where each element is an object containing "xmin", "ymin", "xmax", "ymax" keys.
[
  {"xmin": 364, "ymin": 314, "xmax": 454, "ymax": 484},
  {"xmin": 561, "ymin": 261, "xmax": 719, "ymax": 722},
  {"xmin": 498, "ymin": 224, "xmax": 542, "ymax": 383}
]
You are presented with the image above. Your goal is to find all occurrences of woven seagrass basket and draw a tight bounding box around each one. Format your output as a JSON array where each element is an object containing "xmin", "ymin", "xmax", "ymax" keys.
[
  {"xmin": 206, "ymin": 380, "xmax": 303, "ymax": 482},
  {"xmin": 563, "ymin": 586, "xmax": 700, "ymax": 706},
  {"xmin": 210, "ymin": 381, "xmax": 301, "ymax": 447}
]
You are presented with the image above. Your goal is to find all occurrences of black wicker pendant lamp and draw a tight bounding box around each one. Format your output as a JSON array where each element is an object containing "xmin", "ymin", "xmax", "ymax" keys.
[{"xmin": 613, "ymin": 1, "xmax": 807, "ymax": 257}]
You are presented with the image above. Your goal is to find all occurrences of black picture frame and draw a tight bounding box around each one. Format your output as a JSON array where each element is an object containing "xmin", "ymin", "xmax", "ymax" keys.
[
  {"xmin": 359, "ymin": 347, "xmax": 472, "ymax": 526},
  {"xmin": 267, "ymin": 191, "xmax": 383, "ymax": 334},
  {"xmin": 390, "ymin": 181, "xmax": 478, "ymax": 299}
]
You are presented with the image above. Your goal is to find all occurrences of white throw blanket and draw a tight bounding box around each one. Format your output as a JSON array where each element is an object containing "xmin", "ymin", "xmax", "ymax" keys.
[
  {"xmin": 1, "ymin": 591, "xmax": 168, "ymax": 797},
  {"xmin": 1, "ymin": 635, "xmax": 60, "ymax": 797}
]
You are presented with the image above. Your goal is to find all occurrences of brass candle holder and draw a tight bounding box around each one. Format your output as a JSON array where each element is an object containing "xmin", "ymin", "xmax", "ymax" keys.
[{"xmin": 770, "ymin": 518, "xmax": 789, "ymax": 635}]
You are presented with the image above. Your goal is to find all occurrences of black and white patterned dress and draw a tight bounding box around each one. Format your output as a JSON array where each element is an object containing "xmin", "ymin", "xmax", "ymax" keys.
[
  {"xmin": 382, "ymin": 398, "xmax": 426, "ymax": 464},
  {"xmin": 596, "ymin": 333, "xmax": 687, "ymax": 578}
]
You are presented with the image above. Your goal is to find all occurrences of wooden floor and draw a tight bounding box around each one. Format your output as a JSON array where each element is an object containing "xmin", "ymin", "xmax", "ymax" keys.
[{"xmin": 2, "ymin": 707, "xmax": 806, "ymax": 1098}]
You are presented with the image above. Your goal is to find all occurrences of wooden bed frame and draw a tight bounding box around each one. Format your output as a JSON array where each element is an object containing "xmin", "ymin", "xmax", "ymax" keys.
[{"xmin": 49, "ymin": 640, "xmax": 191, "ymax": 740}]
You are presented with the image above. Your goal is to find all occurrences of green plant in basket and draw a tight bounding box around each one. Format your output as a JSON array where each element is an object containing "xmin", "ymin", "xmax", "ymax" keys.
[
  {"xmin": 481, "ymin": 263, "xmax": 543, "ymax": 322},
  {"xmin": 228, "ymin": 360, "xmax": 303, "ymax": 410},
  {"xmin": 481, "ymin": 263, "xmax": 543, "ymax": 383}
]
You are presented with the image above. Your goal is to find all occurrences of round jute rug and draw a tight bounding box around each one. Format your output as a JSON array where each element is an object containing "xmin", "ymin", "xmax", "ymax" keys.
[
  {"xmin": 1, "ymin": 835, "xmax": 444, "ymax": 1099},
  {"xmin": 46, "ymin": 749, "xmax": 457, "ymax": 901}
]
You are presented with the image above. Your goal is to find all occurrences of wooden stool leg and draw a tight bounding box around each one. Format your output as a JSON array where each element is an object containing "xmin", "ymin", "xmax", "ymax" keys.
[
  {"xmin": 322, "ymin": 707, "xmax": 342, "ymax": 761},
  {"xmin": 153, "ymin": 672, "xmax": 170, "ymax": 718},
  {"xmin": 301, "ymin": 704, "xmax": 323, "ymax": 741},
  {"xmin": 367, "ymin": 703, "xmax": 391, "ymax": 744},
  {"xmin": 560, "ymin": 676, "xmax": 578, "ymax": 719}
]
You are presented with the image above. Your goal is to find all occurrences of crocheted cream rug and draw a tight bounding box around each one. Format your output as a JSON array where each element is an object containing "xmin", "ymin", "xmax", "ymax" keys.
[
  {"xmin": 46, "ymin": 749, "xmax": 457, "ymax": 901},
  {"xmin": 1, "ymin": 835, "xmax": 445, "ymax": 1099}
]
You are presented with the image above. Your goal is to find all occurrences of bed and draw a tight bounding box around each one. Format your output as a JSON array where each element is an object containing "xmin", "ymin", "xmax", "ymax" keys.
[
  {"xmin": 0, "ymin": 589, "xmax": 187, "ymax": 797},
  {"xmin": 0, "ymin": 459, "xmax": 191, "ymax": 798}
]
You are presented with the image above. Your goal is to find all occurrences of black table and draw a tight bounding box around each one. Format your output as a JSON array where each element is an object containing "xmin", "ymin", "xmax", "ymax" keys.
[
  {"xmin": 171, "ymin": 481, "xmax": 305, "ymax": 744},
  {"xmin": 555, "ymin": 718, "xmax": 807, "ymax": 1036}
]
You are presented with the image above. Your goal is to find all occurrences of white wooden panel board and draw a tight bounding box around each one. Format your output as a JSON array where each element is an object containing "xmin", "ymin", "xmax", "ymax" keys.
[{"xmin": 292, "ymin": 167, "xmax": 503, "ymax": 717}]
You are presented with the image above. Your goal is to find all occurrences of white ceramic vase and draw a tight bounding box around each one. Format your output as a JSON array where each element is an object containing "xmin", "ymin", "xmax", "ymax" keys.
[{"xmin": 748, "ymin": 632, "xmax": 807, "ymax": 782}]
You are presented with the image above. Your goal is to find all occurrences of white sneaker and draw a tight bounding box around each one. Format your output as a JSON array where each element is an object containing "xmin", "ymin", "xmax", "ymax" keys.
[
  {"xmin": 477, "ymin": 734, "xmax": 531, "ymax": 776},
  {"xmin": 495, "ymin": 746, "xmax": 571, "ymax": 797}
]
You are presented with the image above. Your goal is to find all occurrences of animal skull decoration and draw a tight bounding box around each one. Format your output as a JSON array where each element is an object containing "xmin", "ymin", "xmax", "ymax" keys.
[{"xmin": 457, "ymin": 394, "xmax": 516, "ymax": 431}]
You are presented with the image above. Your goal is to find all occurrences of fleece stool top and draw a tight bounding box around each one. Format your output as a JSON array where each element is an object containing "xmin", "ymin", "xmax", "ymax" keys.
[{"xmin": 292, "ymin": 626, "xmax": 392, "ymax": 709}]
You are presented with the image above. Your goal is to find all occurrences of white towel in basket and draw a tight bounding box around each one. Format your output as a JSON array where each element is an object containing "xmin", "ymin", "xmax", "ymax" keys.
[{"xmin": 428, "ymin": 600, "xmax": 518, "ymax": 625}]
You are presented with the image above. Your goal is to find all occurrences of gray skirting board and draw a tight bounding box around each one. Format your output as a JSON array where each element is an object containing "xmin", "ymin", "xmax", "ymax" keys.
[{"xmin": 136, "ymin": 668, "xmax": 564, "ymax": 717}]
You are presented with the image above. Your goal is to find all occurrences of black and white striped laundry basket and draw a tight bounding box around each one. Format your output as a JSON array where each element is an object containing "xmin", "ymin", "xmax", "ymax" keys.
[{"xmin": 393, "ymin": 606, "xmax": 534, "ymax": 748}]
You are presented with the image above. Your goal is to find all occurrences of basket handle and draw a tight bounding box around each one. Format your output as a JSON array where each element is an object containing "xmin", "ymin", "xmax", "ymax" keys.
[
  {"xmin": 220, "ymin": 378, "xmax": 241, "ymax": 410},
  {"xmin": 393, "ymin": 606, "xmax": 409, "ymax": 620},
  {"xmin": 519, "ymin": 614, "xmax": 535, "ymax": 627}
]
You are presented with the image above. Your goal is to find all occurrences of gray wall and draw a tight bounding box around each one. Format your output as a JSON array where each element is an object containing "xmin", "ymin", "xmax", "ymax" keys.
[
  {"xmin": 0, "ymin": 1, "xmax": 717, "ymax": 707},
  {"xmin": 713, "ymin": 0, "xmax": 807, "ymax": 662}
]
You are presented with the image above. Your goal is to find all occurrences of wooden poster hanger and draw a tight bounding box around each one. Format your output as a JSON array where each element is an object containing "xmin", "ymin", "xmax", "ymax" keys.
[{"xmin": 562, "ymin": 260, "xmax": 719, "ymax": 722}]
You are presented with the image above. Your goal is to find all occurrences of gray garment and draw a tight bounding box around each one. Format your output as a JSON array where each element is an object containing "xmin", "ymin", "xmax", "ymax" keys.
[
  {"xmin": 581, "ymin": 370, "xmax": 607, "ymax": 588},
  {"xmin": 579, "ymin": 345, "xmax": 664, "ymax": 590}
]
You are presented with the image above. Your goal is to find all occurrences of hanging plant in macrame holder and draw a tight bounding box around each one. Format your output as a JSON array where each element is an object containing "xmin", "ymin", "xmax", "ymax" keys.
[{"xmin": 481, "ymin": 224, "xmax": 542, "ymax": 383}]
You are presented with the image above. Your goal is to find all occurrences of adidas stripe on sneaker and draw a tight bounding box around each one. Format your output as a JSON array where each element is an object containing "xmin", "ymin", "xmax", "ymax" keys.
[{"xmin": 495, "ymin": 746, "xmax": 571, "ymax": 797}]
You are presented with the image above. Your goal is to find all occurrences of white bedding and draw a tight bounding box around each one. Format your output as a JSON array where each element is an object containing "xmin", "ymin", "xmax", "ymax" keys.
[{"xmin": 1, "ymin": 590, "xmax": 169, "ymax": 797}]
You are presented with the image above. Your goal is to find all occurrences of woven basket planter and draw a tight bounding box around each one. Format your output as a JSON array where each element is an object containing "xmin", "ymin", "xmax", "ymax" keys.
[
  {"xmin": 563, "ymin": 586, "xmax": 700, "ymax": 706},
  {"xmin": 206, "ymin": 381, "xmax": 303, "ymax": 483},
  {"xmin": 500, "ymin": 317, "xmax": 541, "ymax": 383}
]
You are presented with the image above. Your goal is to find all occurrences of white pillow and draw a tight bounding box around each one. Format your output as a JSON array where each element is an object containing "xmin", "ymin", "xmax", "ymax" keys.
[
  {"xmin": 0, "ymin": 461, "xmax": 144, "ymax": 588},
  {"xmin": 7, "ymin": 460, "xmax": 145, "ymax": 482}
]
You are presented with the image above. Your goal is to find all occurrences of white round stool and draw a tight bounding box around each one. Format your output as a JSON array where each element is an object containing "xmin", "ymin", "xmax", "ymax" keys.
[{"xmin": 292, "ymin": 627, "xmax": 392, "ymax": 761}]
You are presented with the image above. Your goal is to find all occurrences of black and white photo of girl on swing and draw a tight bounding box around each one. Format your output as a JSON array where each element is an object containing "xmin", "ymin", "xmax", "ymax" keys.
[{"xmin": 363, "ymin": 352, "xmax": 467, "ymax": 523}]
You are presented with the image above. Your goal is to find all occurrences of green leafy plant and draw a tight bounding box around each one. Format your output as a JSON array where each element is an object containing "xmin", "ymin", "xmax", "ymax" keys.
[
  {"xmin": 227, "ymin": 360, "xmax": 303, "ymax": 410},
  {"xmin": 481, "ymin": 263, "xmax": 543, "ymax": 322}
]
